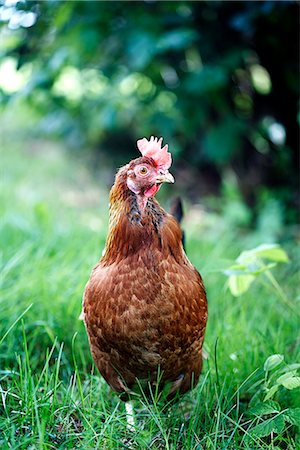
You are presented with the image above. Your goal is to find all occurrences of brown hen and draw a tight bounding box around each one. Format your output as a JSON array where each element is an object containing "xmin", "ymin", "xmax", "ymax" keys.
[{"xmin": 83, "ymin": 136, "xmax": 207, "ymax": 401}]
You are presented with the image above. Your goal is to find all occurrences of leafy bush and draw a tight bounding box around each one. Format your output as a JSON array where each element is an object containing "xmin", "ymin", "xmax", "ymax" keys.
[{"xmin": 0, "ymin": 1, "xmax": 299, "ymax": 221}]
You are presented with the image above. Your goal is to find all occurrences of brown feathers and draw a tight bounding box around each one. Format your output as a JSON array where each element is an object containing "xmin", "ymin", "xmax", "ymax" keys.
[{"xmin": 83, "ymin": 155, "xmax": 207, "ymax": 401}]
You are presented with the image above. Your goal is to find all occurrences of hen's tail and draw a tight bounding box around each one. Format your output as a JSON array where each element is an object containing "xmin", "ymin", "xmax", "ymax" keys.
[
  {"xmin": 169, "ymin": 196, "xmax": 184, "ymax": 224},
  {"xmin": 169, "ymin": 197, "xmax": 186, "ymax": 251}
]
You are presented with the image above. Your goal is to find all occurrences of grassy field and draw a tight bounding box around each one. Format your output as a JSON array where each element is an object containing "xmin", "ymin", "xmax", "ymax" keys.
[{"xmin": 1, "ymin": 137, "xmax": 299, "ymax": 449}]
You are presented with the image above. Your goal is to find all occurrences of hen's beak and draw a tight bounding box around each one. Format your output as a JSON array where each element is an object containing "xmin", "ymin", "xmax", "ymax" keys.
[{"xmin": 156, "ymin": 170, "xmax": 175, "ymax": 184}]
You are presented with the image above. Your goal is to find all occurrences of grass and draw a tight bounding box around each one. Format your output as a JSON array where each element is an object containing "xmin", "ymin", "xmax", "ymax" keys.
[{"xmin": 1, "ymin": 136, "xmax": 299, "ymax": 449}]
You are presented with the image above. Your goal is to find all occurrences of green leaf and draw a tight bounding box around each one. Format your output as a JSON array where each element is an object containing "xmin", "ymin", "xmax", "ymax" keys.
[
  {"xmin": 284, "ymin": 408, "xmax": 300, "ymax": 427},
  {"xmin": 264, "ymin": 354, "xmax": 284, "ymax": 372},
  {"xmin": 250, "ymin": 421, "xmax": 271, "ymax": 438},
  {"xmin": 224, "ymin": 245, "xmax": 288, "ymax": 294},
  {"xmin": 247, "ymin": 401, "xmax": 280, "ymax": 417},
  {"xmin": 273, "ymin": 415, "xmax": 286, "ymax": 434},
  {"xmin": 250, "ymin": 414, "xmax": 284, "ymax": 437},
  {"xmin": 276, "ymin": 370, "xmax": 298, "ymax": 384},
  {"xmin": 228, "ymin": 274, "xmax": 255, "ymax": 296},
  {"xmin": 277, "ymin": 363, "xmax": 300, "ymax": 374},
  {"xmin": 280, "ymin": 376, "xmax": 300, "ymax": 390},
  {"xmin": 237, "ymin": 244, "xmax": 289, "ymax": 265},
  {"xmin": 264, "ymin": 384, "xmax": 279, "ymax": 401}
]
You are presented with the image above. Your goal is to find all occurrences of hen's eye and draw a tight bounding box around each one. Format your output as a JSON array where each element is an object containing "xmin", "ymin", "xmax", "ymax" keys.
[{"xmin": 139, "ymin": 166, "xmax": 148, "ymax": 176}]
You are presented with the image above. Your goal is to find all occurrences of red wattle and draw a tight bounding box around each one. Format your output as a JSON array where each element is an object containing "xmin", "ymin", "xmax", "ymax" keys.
[{"xmin": 144, "ymin": 184, "xmax": 161, "ymax": 198}]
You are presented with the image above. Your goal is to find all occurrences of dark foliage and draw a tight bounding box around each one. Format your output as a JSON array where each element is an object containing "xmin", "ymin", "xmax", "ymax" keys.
[{"xmin": 0, "ymin": 0, "xmax": 299, "ymax": 221}]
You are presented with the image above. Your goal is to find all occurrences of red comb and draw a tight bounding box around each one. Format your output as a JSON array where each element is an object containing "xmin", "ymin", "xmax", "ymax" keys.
[{"xmin": 137, "ymin": 136, "xmax": 172, "ymax": 171}]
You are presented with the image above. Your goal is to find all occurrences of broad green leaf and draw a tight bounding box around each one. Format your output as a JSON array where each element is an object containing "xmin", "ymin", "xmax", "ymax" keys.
[
  {"xmin": 250, "ymin": 414, "xmax": 284, "ymax": 437},
  {"xmin": 280, "ymin": 376, "xmax": 300, "ymax": 390},
  {"xmin": 277, "ymin": 363, "xmax": 300, "ymax": 374},
  {"xmin": 237, "ymin": 244, "xmax": 289, "ymax": 265},
  {"xmin": 276, "ymin": 370, "xmax": 298, "ymax": 384},
  {"xmin": 264, "ymin": 354, "xmax": 284, "ymax": 372},
  {"xmin": 285, "ymin": 363, "xmax": 300, "ymax": 370},
  {"xmin": 273, "ymin": 415, "xmax": 286, "ymax": 434},
  {"xmin": 224, "ymin": 245, "xmax": 288, "ymax": 293},
  {"xmin": 254, "ymin": 244, "xmax": 289, "ymax": 262},
  {"xmin": 284, "ymin": 408, "xmax": 300, "ymax": 427},
  {"xmin": 264, "ymin": 384, "xmax": 279, "ymax": 401},
  {"xmin": 228, "ymin": 274, "xmax": 255, "ymax": 296},
  {"xmin": 247, "ymin": 401, "xmax": 280, "ymax": 417}
]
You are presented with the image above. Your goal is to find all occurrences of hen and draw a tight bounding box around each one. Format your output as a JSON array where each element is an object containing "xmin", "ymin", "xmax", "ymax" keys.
[{"xmin": 83, "ymin": 136, "xmax": 207, "ymax": 401}]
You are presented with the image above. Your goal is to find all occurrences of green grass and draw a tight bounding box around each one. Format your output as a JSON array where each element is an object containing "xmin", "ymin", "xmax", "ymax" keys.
[{"xmin": 1, "ymin": 138, "xmax": 299, "ymax": 449}]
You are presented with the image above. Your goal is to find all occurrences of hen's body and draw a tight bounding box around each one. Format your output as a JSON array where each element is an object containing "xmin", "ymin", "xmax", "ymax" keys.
[{"xmin": 83, "ymin": 157, "xmax": 207, "ymax": 400}]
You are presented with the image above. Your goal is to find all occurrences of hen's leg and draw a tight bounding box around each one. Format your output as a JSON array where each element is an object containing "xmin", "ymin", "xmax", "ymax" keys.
[{"xmin": 125, "ymin": 401, "xmax": 135, "ymax": 431}]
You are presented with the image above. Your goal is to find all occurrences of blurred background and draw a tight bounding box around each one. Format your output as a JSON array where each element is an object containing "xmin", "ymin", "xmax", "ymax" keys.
[{"xmin": 1, "ymin": 0, "xmax": 299, "ymax": 232}]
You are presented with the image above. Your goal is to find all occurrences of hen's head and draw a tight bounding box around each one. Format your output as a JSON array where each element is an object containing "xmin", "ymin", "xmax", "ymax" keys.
[{"xmin": 126, "ymin": 136, "xmax": 174, "ymax": 198}]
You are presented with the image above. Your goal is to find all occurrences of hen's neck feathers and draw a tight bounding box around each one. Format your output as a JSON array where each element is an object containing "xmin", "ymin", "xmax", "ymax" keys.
[{"xmin": 101, "ymin": 168, "xmax": 184, "ymax": 265}]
